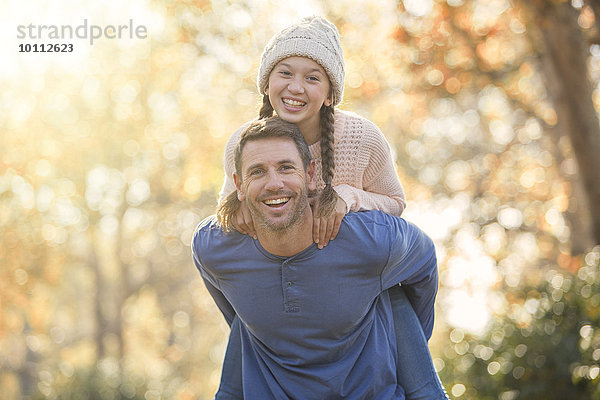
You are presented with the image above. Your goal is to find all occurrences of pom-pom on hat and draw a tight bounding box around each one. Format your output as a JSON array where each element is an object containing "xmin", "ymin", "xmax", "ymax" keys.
[{"xmin": 257, "ymin": 16, "xmax": 345, "ymax": 106}]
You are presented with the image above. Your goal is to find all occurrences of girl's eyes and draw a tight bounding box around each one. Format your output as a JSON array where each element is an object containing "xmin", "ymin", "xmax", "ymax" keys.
[{"xmin": 277, "ymin": 70, "xmax": 320, "ymax": 82}]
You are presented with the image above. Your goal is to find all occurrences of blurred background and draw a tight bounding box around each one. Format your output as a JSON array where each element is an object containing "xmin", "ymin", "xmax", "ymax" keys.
[{"xmin": 2, "ymin": 0, "xmax": 600, "ymax": 399}]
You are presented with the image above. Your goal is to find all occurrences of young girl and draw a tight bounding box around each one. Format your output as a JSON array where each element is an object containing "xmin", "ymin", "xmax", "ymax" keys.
[{"xmin": 214, "ymin": 16, "xmax": 447, "ymax": 399}]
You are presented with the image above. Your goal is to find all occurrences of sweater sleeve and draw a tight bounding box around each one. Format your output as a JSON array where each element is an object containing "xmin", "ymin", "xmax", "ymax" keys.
[
  {"xmin": 334, "ymin": 115, "xmax": 406, "ymax": 216},
  {"xmin": 218, "ymin": 123, "xmax": 250, "ymax": 204}
]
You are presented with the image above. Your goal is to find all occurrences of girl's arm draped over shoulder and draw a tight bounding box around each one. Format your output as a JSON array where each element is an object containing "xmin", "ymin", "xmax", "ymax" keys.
[{"xmin": 332, "ymin": 111, "xmax": 406, "ymax": 216}]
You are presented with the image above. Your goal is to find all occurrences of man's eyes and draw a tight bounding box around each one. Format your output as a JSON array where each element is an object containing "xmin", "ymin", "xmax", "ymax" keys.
[{"xmin": 248, "ymin": 165, "xmax": 295, "ymax": 176}]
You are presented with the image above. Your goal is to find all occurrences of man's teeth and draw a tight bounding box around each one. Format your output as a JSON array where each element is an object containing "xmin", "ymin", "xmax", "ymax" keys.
[
  {"xmin": 264, "ymin": 198, "xmax": 290, "ymax": 205},
  {"xmin": 283, "ymin": 98, "xmax": 305, "ymax": 107}
]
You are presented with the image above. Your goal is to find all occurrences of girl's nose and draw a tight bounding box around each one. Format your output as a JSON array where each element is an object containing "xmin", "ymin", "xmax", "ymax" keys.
[{"xmin": 288, "ymin": 78, "xmax": 304, "ymax": 94}]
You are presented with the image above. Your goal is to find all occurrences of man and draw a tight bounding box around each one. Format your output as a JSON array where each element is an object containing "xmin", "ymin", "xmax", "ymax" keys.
[{"xmin": 192, "ymin": 117, "xmax": 443, "ymax": 399}]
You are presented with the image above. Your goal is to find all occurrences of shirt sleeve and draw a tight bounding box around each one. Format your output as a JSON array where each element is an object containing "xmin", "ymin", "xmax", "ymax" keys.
[
  {"xmin": 380, "ymin": 217, "xmax": 438, "ymax": 338},
  {"xmin": 201, "ymin": 276, "xmax": 236, "ymax": 327},
  {"xmin": 191, "ymin": 222, "xmax": 237, "ymax": 327},
  {"xmin": 333, "ymin": 120, "xmax": 406, "ymax": 216}
]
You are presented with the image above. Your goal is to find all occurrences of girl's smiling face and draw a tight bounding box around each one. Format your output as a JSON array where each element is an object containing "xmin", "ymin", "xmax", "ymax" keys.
[{"xmin": 266, "ymin": 56, "xmax": 332, "ymax": 140}]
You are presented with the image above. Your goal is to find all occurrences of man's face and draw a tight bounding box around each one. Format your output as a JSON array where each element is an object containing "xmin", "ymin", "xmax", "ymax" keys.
[{"xmin": 234, "ymin": 137, "xmax": 315, "ymax": 232}]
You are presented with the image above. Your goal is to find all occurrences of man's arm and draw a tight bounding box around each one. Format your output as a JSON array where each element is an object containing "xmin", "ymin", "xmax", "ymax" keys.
[
  {"xmin": 380, "ymin": 216, "xmax": 438, "ymax": 339},
  {"xmin": 191, "ymin": 221, "xmax": 237, "ymax": 326},
  {"xmin": 399, "ymin": 267, "xmax": 437, "ymax": 340},
  {"xmin": 201, "ymin": 276, "xmax": 237, "ymax": 327}
]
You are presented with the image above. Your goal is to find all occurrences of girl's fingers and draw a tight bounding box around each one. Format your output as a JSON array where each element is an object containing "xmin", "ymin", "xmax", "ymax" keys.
[
  {"xmin": 318, "ymin": 217, "xmax": 329, "ymax": 248},
  {"xmin": 313, "ymin": 216, "xmax": 321, "ymax": 244},
  {"xmin": 330, "ymin": 212, "xmax": 343, "ymax": 240}
]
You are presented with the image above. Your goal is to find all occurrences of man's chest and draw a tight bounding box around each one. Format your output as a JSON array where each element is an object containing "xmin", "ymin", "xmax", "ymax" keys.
[{"xmin": 218, "ymin": 256, "xmax": 382, "ymax": 339}]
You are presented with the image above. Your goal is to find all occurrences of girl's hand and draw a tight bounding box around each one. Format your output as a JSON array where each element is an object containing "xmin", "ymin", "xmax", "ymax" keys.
[
  {"xmin": 232, "ymin": 200, "xmax": 257, "ymax": 239},
  {"xmin": 313, "ymin": 194, "xmax": 347, "ymax": 249}
]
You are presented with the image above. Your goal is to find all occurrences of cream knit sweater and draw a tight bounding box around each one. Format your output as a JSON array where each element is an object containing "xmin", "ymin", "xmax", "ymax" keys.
[{"xmin": 219, "ymin": 109, "xmax": 406, "ymax": 216}]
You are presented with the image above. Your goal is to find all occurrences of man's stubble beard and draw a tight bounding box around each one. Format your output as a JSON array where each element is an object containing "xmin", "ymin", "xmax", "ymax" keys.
[{"xmin": 248, "ymin": 186, "xmax": 310, "ymax": 232}]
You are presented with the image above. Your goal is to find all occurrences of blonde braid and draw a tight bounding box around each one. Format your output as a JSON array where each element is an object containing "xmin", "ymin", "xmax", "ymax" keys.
[
  {"xmin": 259, "ymin": 95, "xmax": 274, "ymax": 119},
  {"xmin": 317, "ymin": 105, "xmax": 336, "ymax": 217}
]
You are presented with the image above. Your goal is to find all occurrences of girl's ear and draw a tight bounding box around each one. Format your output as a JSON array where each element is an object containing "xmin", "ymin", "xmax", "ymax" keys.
[{"xmin": 325, "ymin": 89, "xmax": 333, "ymax": 107}]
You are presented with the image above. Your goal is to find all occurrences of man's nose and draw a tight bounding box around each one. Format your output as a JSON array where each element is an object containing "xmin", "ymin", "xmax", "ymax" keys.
[{"xmin": 264, "ymin": 170, "xmax": 284, "ymax": 191}]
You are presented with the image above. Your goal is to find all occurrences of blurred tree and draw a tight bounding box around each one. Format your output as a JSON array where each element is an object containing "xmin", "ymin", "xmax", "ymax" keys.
[
  {"xmin": 370, "ymin": 0, "xmax": 600, "ymax": 397},
  {"xmin": 3, "ymin": 0, "xmax": 600, "ymax": 398},
  {"xmin": 525, "ymin": 0, "xmax": 600, "ymax": 250},
  {"xmin": 438, "ymin": 247, "xmax": 600, "ymax": 400}
]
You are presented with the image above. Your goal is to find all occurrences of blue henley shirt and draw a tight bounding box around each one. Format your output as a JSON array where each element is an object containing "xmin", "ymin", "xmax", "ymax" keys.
[{"xmin": 192, "ymin": 210, "xmax": 438, "ymax": 400}]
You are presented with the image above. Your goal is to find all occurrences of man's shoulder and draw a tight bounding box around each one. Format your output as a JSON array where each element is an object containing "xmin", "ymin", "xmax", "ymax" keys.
[
  {"xmin": 343, "ymin": 210, "xmax": 401, "ymax": 226},
  {"xmin": 328, "ymin": 211, "xmax": 400, "ymax": 266},
  {"xmin": 341, "ymin": 211, "xmax": 418, "ymax": 242},
  {"xmin": 340, "ymin": 211, "xmax": 397, "ymax": 241},
  {"xmin": 194, "ymin": 214, "xmax": 220, "ymax": 235},
  {"xmin": 192, "ymin": 215, "xmax": 242, "ymax": 252},
  {"xmin": 192, "ymin": 214, "xmax": 255, "ymax": 269}
]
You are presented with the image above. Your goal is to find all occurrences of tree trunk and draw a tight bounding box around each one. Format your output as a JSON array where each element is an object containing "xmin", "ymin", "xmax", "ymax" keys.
[
  {"xmin": 90, "ymin": 226, "xmax": 125, "ymax": 361},
  {"xmin": 529, "ymin": 0, "xmax": 600, "ymax": 249}
]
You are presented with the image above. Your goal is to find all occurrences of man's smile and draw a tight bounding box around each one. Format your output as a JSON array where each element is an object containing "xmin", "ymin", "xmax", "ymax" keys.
[{"xmin": 263, "ymin": 197, "xmax": 291, "ymax": 207}]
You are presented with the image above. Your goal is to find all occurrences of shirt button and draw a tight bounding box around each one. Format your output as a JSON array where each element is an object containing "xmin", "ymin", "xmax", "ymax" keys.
[{"xmin": 287, "ymin": 281, "xmax": 292, "ymax": 287}]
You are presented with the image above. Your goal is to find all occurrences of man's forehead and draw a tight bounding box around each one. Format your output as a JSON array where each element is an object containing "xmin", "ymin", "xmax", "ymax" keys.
[{"xmin": 241, "ymin": 137, "xmax": 302, "ymax": 166}]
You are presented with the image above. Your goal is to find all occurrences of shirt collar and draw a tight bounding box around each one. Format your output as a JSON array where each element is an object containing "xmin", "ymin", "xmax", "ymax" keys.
[{"xmin": 252, "ymin": 237, "xmax": 319, "ymax": 262}]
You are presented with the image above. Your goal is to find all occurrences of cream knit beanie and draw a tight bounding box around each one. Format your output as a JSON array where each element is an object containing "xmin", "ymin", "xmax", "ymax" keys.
[{"xmin": 257, "ymin": 16, "xmax": 345, "ymax": 106}]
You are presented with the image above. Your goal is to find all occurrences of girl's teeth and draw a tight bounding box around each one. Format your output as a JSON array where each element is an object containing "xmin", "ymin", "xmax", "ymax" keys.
[{"xmin": 283, "ymin": 99, "xmax": 305, "ymax": 107}]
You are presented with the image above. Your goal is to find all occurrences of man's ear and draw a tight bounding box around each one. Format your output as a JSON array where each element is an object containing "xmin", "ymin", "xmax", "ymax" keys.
[
  {"xmin": 233, "ymin": 172, "xmax": 246, "ymax": 201},
  {"xmin": 306, "ymin": 160, "xmax": 317, "ymax": 191}
]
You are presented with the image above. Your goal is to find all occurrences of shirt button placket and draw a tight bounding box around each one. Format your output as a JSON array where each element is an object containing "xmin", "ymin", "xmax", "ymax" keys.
[{"xmin": 282, "ymin": 260, "xmax": 298, "ymax": 313}]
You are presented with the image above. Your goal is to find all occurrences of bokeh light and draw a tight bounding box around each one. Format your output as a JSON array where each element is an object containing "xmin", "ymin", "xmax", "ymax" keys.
[{"xmin": 2, "ymin": 0, "xmax": 600, "ymax": 398}]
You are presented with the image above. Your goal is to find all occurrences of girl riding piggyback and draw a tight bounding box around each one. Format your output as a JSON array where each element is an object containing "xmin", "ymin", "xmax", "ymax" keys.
[{"xmin": 214, "ymin": 16, "xmax": 447, "ymax": 399}]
